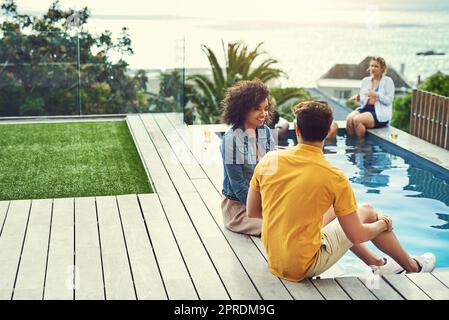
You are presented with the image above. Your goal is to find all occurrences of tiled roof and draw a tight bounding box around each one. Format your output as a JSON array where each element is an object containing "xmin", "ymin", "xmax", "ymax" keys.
[{"xmin": 320, "ymin": 57, "xmax": 411, "ymax": 89}]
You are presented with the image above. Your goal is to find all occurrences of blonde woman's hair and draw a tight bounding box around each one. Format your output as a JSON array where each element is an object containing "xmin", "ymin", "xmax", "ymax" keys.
[{"xmin": 367, "ymin": 56, "xmax": 387, "ymax": 74}]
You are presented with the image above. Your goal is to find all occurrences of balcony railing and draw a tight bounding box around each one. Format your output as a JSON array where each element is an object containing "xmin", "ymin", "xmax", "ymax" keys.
[{"xmin": 410, "ymin": 89, "xmax": 449, "ymax": 150}]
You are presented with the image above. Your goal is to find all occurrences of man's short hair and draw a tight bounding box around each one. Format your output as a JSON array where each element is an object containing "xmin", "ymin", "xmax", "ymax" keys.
[{"xmin": 292, "ymin": 100, "xmax": 333, "ymax": 142}]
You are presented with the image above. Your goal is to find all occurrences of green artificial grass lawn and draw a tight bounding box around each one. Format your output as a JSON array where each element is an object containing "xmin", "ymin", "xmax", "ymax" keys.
[{"xmin": 0, "ymin": 120, "xmax": 152, "ymax": 201}]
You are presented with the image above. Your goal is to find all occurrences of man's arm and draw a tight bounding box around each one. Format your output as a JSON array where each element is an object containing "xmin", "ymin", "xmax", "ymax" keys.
[
  {"xmin": 338, "ymin": 211, "xmax": 387, "ymax": 244},
  {"xmin": 247, "ymin": 187, "xmax": 262, "ymax": 219}
]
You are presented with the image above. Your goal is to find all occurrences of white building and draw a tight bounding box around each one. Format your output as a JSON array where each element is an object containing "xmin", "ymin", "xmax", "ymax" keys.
[{"xmin": 316, "ymin": 57, "xmax": 412, "ymax": 104}]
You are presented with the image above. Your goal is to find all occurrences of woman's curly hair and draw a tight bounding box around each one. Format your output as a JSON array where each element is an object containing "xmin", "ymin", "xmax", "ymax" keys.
[{"xmin": 220, "ymin": 79, "xmax": 273, "ymax": 128}]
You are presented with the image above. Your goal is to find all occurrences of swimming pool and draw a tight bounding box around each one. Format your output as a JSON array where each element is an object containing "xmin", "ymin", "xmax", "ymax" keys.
[{"xmin": 287, "ymin": 131, "xmax": 449, "ymax": 270}]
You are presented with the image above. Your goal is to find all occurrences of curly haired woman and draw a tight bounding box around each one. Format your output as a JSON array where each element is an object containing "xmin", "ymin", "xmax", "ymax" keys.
[{"xmin": 220, "ymin": 79, "xmax": 275, "ymax": 236}]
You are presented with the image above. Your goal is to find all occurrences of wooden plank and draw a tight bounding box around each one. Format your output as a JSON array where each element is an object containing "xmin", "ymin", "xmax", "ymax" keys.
[
  {"xmin": 192, "ymin": 178, "xmax": 293, "ymax": 300},
  {"xmin": 424, "ymin": 93, "xmax": 431, "ymax": 141},
  {"xmin": 74, "ymin": 197, "xmax": 104, "ymax": 300},
  {"xmin": 138, "ymin": 194, "xmax": 198, "ymax": 300},
  {"xmin": 428, "ymin": 94, "xmax": 435, "ymax": 143},
  {"xmin": 416, "ymin": 91, "xmax": 424, "ymax": 138},
  {"xmin": 165, "ymin": 113, "xmax": 224, "ymax": 192},
  {"xmin": 154, "ymin": 113, "xmax": 206, "ymax": 179},
  {"xmin": 335, "ymin": 277, "xmax": 377, "ymax": 300},
  {"xmin": 116, "ymin": 194, "xmax": 166, "ymax": 300},
  {"xmin": 44, "ymin": 198, "xmax": 74, "ymax": 300},
  {"xmin": 426, "ymin": 93, "xmax": 433, "ymax": 142},
  {"xmin": 128, "ymin": 115, "xmax": 228, "ymax": 300},
  {"xmin": 283, "ymin": 279, "xmax": 324, "ymax": 300},
  {"xmin": 406, "ymin": 273, "xmax": 449, "ymax": 300},
  {"xmin": 432, "ymin": 270, "xmax": 449, "ymax": 289},
  {"xmin": 443, "ymin": 99, "xmax": 449, "ymax": 150},
  {"xmin": 383, "ymin": 274, "xmax": 430, "ymax": 300},
  {"xmin": 429, "ymin": 95, "xmax": 435, "ymax": 144},
  {"xmin": 311, "ymin": 278, "xmax": 351, "ymax": 300},
  {"xmin": 0, "ymin": 201, "xmax": 9, "ymax": 237},
  {"xmin": 432, "ymin": 94, "xmax": 439, "ymax": 145},
  {"xmin": 435, "ymin": 96, "xmax": 444, "ymax": 146},
  {"xmin": 419, "ymin": 91, "xmax": 428, "ymax": 140},
  {"xmin": 357, "ymin": 276, "xmax": 403, "ymax": 300},
  {"xmin": 441, "ymin": 96, "xmax": 448, "ymax": 148},
  {"xmin": 410, "ymin": 90, "xmax": 418, "ymax": 135},
  {"xmin": 435, "ymin": 96, "xmax": 444, "ymax": 147},
  {"xmin": 139, "ymin": 115, "xmax": 195, "ymax": 194},
  {"xmin": 13, "ymin": 199, "xmax": 53, "ymax": 300},
  {"xmin": 251, "ymin": 236, "xmax": 266, "ymax": 257},
  {"xmin": 0, "ymin": 200, "xmax": 31, "ymax": 300},
  {"xmin": 182, "ymin": 191, "xmax": 262, "ymax": 300},
  {"xmin": 433, "ymin": 96, "xmax": 440, "ymax": 147},
  {"xmin": 251, "ymin": 234, "xmax": 323, "ymax": 300},
  {"xmin": 96, "ymin": 196, "xmax": 136, "ymax": 300},
  {"xmin": 165, "ymin": 112, "xmax": 184, "ymax": 127}
]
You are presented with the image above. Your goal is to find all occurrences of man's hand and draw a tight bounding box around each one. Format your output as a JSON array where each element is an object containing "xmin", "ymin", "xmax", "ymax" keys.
[
  {"xmin": 378, "ymin": 213, "xmax": 393, "ymax": 232},
  {"xmin": 349, "ymin": 94, "xmax": 360, "ymax": 101}
]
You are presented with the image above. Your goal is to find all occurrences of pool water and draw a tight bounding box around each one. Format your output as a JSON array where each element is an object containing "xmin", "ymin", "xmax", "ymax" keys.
[{"xmin": 297, "ymin": 134, "xmax": 449, "ymax": 271}]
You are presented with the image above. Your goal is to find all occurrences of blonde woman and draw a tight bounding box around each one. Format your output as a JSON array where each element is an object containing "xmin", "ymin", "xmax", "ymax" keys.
[{"xmin": 346, "ymin": 57, "xmax": 395, "ymax": 137}]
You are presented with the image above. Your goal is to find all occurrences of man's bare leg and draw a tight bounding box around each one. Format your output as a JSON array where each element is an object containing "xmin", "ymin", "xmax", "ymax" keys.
[
  {"xmin": 370, "ymin": 229, "xmax": 419, "ymax": 272},
  {"xmin": 347, "ymin": 204, "xmax": 420, "ymax": 273},
  {"xmin": 323, "ymin": 205, "xmax": 384, "ymax": 267}
]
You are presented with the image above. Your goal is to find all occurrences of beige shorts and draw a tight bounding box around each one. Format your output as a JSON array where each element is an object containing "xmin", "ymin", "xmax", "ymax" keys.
[
  {"xmin": 221, "ymin": 197, "xmax": 262, "ymax": 236},
  {"xmin": 304, "ymin": 219, "xmax": 353, "ymax": 278}
]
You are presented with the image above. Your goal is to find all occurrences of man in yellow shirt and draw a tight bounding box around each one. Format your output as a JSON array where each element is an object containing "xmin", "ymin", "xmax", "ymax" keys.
[{"xmin": 247, "ymin": 100, "xmax": 436, "ymax": 281}]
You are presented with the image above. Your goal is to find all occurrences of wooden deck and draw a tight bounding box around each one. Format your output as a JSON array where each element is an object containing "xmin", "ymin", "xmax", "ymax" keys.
[{"xmin": 1, "ymin": 112, "xmax": 448, "ymax": 300}]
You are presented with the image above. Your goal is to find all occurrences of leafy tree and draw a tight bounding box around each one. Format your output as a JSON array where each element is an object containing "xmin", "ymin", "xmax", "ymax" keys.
[
  {"xmin": 419, "ymin": 72, "xmax": 449, "ymax": 96},
  {"xmin": 187, "ymin": 41, "xmax": 286, "ymax": 124},
  {"xmin": 270, "ymin": 87, "xmax": 312, "ymax": 121},
  {"xmin": 0, "ymin": 0, "xmax": 147, "ymax": 116},
  {"xmin": 148, "ymin": 69, "xmax": 184, "ymax": 113},
  {"xmin": 391, "ymin": 94, "xmax": 412, "ymax": 132},
  {"xmin": 392, "ymin": 72, "xmax": 449, "ymax": 132}
]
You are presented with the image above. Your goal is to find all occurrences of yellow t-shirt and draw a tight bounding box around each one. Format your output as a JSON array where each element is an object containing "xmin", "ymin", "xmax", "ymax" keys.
[{"xmin": 249, "ymin": 143, "xmax": 358, "ymax": 281}]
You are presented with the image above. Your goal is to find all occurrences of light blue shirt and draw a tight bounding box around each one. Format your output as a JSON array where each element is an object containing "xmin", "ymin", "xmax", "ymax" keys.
[{"xmin": 359, "ymin": 75, "xmax": 395, "ymax": 123}]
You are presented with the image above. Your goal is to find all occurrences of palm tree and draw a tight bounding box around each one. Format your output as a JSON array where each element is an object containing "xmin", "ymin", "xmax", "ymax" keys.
[
  {"xmin": 187, "ymin": 41, "xmax": 287, "ymax": 124},
  {"xmin": 270, "ymin": 87, "xmax": 312, "ymax": 121}
]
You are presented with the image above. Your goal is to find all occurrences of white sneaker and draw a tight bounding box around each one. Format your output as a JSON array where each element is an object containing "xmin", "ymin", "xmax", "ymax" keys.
[
  {"xmin": 413, "ymin": 252, "xmax": 436, "ymax": 273},
  {"xmin": 370, "ymin": 257, "xmax": 404, "ymax": 275}
]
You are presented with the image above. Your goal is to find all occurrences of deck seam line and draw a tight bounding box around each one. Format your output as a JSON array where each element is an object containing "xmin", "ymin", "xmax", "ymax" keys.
[
  {"xmin": 0, "ymin": 201, "xmax": 11, "ymax": 239},
  {"xmin": 94, "ymin": 198, "xmax": 107, "ymax": 300},
  {"xmin": 145, "ymin": 113, "xmax": 230, "ymax": 299},
  {"xmin": 133, "ymin": 195, "xmax": 168, "ymax": 300},
  {"xmin": 133, "ymin": 114, "xmax": 200, "ymax": 299},
  {"xmin": 10, "ymin": 200, "xmax": 33, "ymax": 300},
  {"xmin": 113, "ymin": 195, "xmax": 140, "ymax": 300},
  {"xmin": 41, "ymin": 199, "xmax": 55, "ymax": 300}
]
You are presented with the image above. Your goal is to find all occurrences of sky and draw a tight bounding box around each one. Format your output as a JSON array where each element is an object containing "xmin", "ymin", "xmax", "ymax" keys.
[
  {"xmin": 11, "ymin": 0, "xmax": 449, "ymax": 21},
  {"xmin": 4, "ymin": 0, "xmax": 449, "ymax": 84}
]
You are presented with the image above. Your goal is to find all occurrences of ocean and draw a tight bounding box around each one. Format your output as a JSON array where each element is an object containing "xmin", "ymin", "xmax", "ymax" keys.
[
  {"xmin": 81, "ymin": 1, "xmax": 449, "ymax": 88},
  {"xmin": 7, "ymin": 0, "xmax": 449, "ymax": 88}
]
